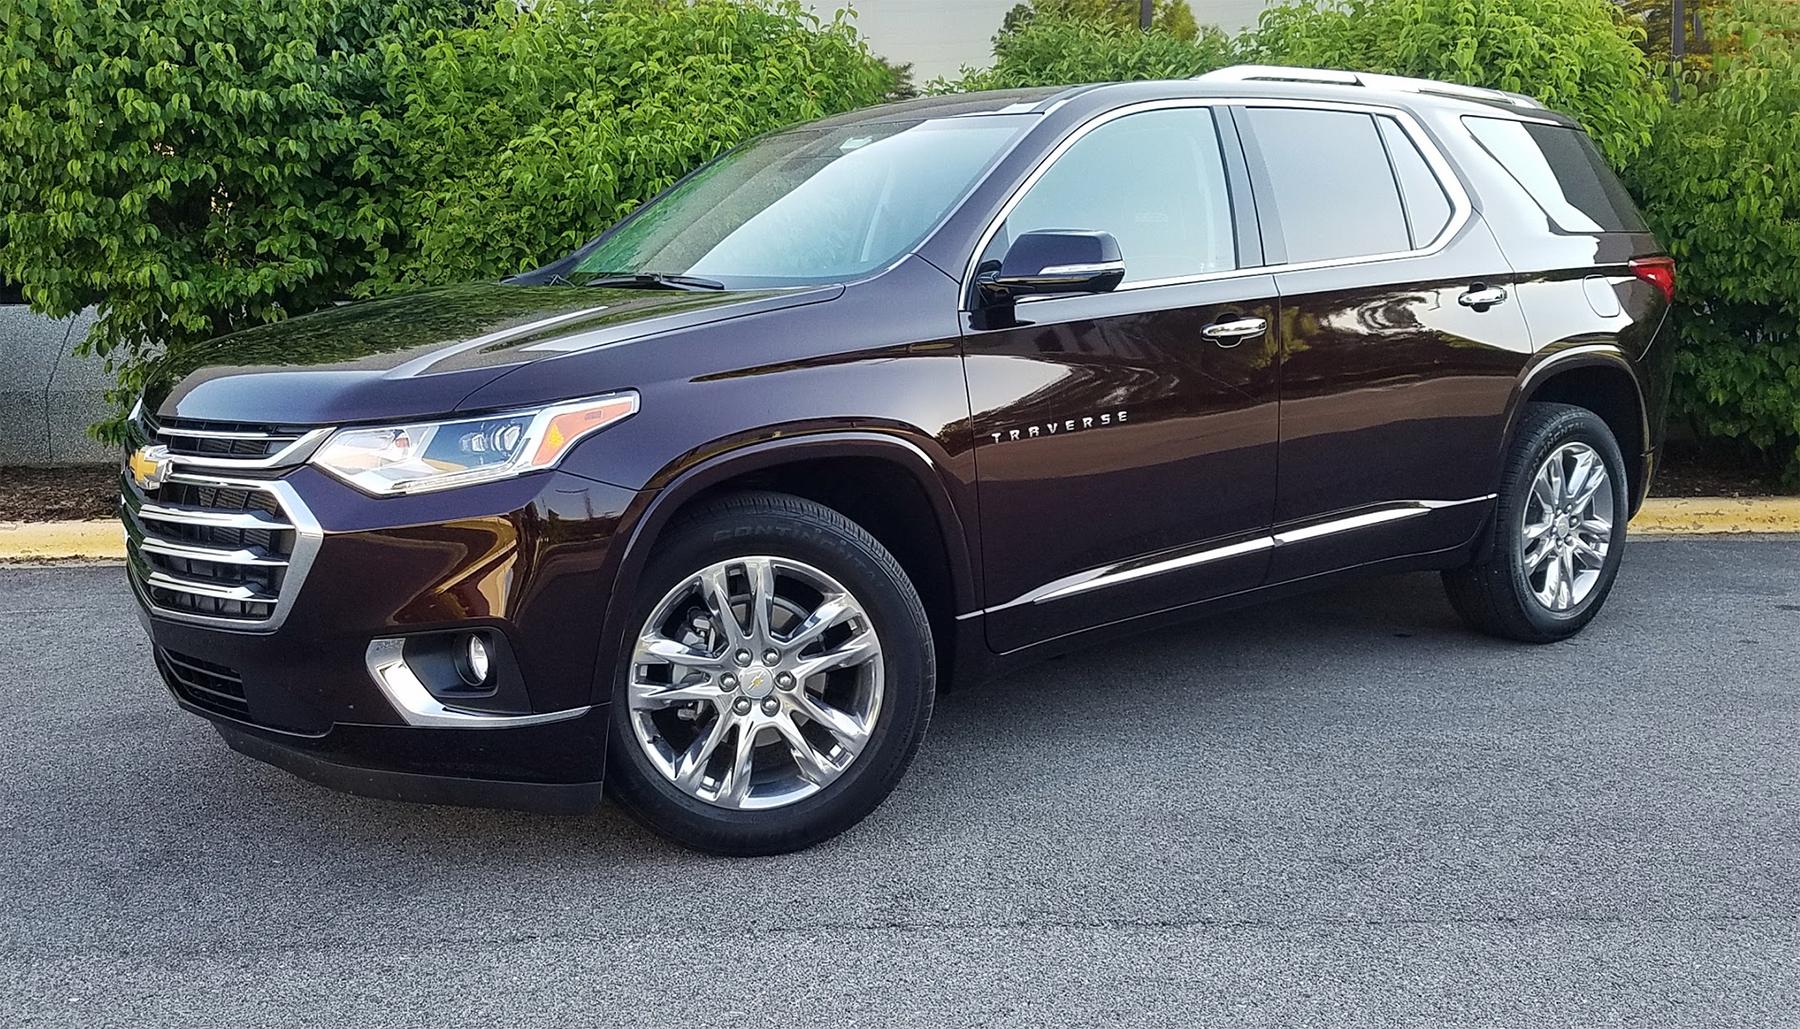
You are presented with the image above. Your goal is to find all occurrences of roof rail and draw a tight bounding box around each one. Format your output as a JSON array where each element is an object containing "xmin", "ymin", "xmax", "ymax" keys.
[{"xmin": 1196, "ymin": 64, "xmax": 1544, "ymax": 110}]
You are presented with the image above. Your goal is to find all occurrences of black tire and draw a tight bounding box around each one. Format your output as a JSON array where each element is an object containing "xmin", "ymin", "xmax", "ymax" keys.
[
  {"xmin": 604, "ymin": 491, "xmax": 934, "ymax": 855},
  {"xmin": 1443, "ymin": 402, "xmax": 1631, "ymax": 643}
]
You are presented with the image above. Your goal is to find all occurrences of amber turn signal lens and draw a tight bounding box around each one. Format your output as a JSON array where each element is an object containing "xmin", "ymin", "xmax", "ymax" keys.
[{"xmin": 530, "ymin": 396, "xmax": 640, "ymax": 468}]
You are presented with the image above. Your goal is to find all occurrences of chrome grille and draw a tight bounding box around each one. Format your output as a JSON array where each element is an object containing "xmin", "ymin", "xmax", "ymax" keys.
[
  {"xmin": 123, "ymin": 416, "xmax": 327, "ymax": 630},
  {"xmin": 141, "ymin": 412, "xmax": 331, "ymax": 470}
]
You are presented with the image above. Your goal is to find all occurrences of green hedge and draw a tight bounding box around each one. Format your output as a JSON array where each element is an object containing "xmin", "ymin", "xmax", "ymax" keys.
[
  {"xmin": 0, "ymin": 0, "xmax": 892, "ymax": 439},
  {"xmin": 1622, "ymin": 1, "xmax": 1800, "ymax": 481},
  {"xmin": 372, "ymin": 0, "xmax": 892, "ymax": 291}
]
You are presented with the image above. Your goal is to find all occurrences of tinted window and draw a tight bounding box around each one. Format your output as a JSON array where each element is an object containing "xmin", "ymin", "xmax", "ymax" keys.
[
  {"xmin": 986, "ymin": 107, "xmax": 1236, "ymax": 284},
  {"xmin": 1378, "ymin": 116, "xmax": 1453, "ymax": 248},
  {"xmin": 1464, "ymin": 117, "xmax": 1646, "ymax": 233},
  {"xmin": 1244, "ymin": 107, "xmax": 1410, "ymax": 263}
]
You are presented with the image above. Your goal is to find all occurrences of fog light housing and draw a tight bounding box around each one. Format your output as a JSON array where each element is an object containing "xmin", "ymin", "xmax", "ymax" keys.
[{"xmin": 458, "ymin": 634, "xmax": 493, "ymax": 687}]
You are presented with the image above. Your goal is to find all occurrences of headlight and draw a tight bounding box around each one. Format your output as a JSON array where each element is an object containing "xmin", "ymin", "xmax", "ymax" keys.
[{"xmin": 310, "ymin": 392, "xmax": 638, "ymax": 495}]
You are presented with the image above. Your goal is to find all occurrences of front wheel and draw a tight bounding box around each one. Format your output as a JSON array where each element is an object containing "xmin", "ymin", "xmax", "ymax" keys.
[
  {"xmin": 1443, "ymin": 402, "xmax": 1630, "ymax": 643},
  {"xmin": 605, "ymin": 491, "xmax": 934, "ymax": 855}
]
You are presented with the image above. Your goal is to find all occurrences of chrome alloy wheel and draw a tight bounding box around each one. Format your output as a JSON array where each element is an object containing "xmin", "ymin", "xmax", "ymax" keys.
[
  {"xmin": 627, "ymin": 556, "xmax": 885, "ymax": 811},
  {"xmin": 1520, "ymin": 441, "xmax": 1615, "ymax": 612}
]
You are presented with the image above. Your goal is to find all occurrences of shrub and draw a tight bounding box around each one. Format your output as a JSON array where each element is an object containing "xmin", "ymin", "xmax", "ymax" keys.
[
  {"xmin": 997, "ymin": 0, "xmax": 1202, "ymax": 43},
  {"xmin": 1622, "ymin": 0, "xmax": 1800, "ymax": 479},
  {"xmin": 0, "ymin": 0, "xmax": 455, "ymax": 434},
  {"xmin": 0, "ymin": 0, "xmax": 891, "ymax": 438},
  {"xmin": 1241, "ymin": 0, "xmax": 1661, "ymax": 165},
  {"xmin": 943, "ymin": 15, "xmax": 1235, "ymax": 92},
  {"xmin": 372, "ymin": 0, "xmax": 894, "ymax": 290}
]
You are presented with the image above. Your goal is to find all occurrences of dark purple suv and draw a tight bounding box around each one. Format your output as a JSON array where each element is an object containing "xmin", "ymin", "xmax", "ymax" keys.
[{"xmin": 122, "ymin": 66, "xmax": 1676, "ymax": 854}]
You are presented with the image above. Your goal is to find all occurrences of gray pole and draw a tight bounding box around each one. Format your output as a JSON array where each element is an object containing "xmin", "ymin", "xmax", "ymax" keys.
[
  {"xmin": 1672, "ymin": 0, "xmax": 1685, "ymax": 102},
  {"xmin": 1140, "ymin": 0, "xmax": 1153, "ymax": 31}
]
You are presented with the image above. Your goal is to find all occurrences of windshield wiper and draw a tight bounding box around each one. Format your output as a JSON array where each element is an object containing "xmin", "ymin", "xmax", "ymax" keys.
[{"xmin": 580, "ymin": 272, "xmax": 726, "ymax": 292}]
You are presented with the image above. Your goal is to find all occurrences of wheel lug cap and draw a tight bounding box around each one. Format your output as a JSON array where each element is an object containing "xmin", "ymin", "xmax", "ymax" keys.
[
  {"xmin": 733, "ymin": 697, "xmax": 752, "ymax": 715},
  {"xmin": 761, "ymin": 698, "xmax": 779, "ymax": 716},
  {"xmin": 721, "ymin": 674, "xmax": 737, "ymax": 690},
  {"xmin": 734, "ymin": 650, "xmax": 752, "ymax": 667},
  {"xmin": 763, "ymin": 649, "xmax": 780, "ymax": 665},
  {"xmin": 776, "ymin": 672, "xmax": 795, "ymax": 690}
]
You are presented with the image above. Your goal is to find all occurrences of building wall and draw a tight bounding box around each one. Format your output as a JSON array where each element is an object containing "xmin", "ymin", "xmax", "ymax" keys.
[{"xmin": 808, "ymin": 1, "xmax": 1272, "ymax": 82}]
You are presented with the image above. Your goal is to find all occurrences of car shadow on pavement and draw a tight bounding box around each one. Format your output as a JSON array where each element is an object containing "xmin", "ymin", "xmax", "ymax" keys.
[{"xmin": 172, "ymin": 569, "xmax": 1472, "ymax": 865}]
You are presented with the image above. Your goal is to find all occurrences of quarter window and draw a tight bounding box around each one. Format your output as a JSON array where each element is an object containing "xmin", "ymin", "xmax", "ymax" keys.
[
  {"xmin": 983, "ymin": 107, "xmax": 1237, "ymax": 284},
  {"xmin": 1378, "ymin": 116, "xmax": 1453, "ymax": 248},
  {"xmin": 1242, "ymin": 107, "xmax": 1412, "ymax": 263},
  {"xmin": 1464, "ymin": 116, "xmax": 1647, "ymax": 233}
]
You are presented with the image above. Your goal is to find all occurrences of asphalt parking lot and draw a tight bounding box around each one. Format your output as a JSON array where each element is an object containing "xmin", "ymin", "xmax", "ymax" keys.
[{"xmin": 3, "ymin": 537, "xmax": 1797, "ymax": 1028}]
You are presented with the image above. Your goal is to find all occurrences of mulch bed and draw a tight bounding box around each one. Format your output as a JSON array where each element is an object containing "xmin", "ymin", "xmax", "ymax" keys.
[
  {"xmin": 0, "ymin": 465, "xmax": 120, "ymax": 521},
  {"xmin": 0, "ymin": 443, "xmax": 1790, "ymax": 522}
]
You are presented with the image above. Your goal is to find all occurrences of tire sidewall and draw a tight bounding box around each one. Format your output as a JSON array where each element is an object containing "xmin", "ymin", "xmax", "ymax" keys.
[
  {"xmin": 605, "ymin": 497, "xmax": 933, "ymax": 853},
  {"xmin": 1500, "ymin": 406, "xmax": 1630, "ymax": 637}
]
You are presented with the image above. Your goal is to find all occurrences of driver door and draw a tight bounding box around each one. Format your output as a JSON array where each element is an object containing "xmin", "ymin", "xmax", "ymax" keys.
[{"xmin": 962, "ymin": 104, "xmax": 1280, "ymax": 653}]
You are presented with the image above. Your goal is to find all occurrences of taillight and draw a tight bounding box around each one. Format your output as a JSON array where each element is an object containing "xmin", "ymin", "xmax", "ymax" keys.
[{"xmin": 1630, "ymin": 257, "xmax": 1676, "ymax": 304}]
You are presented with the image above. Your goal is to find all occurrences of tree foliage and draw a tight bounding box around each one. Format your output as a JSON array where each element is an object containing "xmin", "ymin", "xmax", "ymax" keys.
[
  {"xmin": 999, "ymin": 0, "xmax": 1202, "ymax": 43},
  {"xmin": 1241, "ymin": 0, "xmax": 1661, "ymax": 164},
  {"xmin": 0, "ymin": 0, "xmax": 891, "ymax": 438},
  {"xmin": 1622, "ymin": 0, "xmax": 1800, "ymax": 478},
  {"xmin": 946, "ymin": 13, "xmax": 1235, "ymax": 91},
  {"xmin": 372, "ymin": 0, "xmax": 893, "ymax": 291},
  {"xmin": 0, "ymin": 0, "xmax": 456, "ymax": 425}
]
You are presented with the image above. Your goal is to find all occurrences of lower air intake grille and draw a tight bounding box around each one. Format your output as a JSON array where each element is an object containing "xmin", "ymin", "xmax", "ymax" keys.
[{"xmin": 157, "ymin": 648, "xmax": 249, "ymax": 719}]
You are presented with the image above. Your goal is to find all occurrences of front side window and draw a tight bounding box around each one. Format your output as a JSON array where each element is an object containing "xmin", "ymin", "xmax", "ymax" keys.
[
  {"xmin": 1242, "ymin": 107, "xmax": 1412, "ymax": 264},
  {"xmin": 981, "ymin": 107, "xmax": 1237, "ymax": 285},
  {"xmin": 572, "ymin": 115, "xmax": 1033, "ymax": 287}
]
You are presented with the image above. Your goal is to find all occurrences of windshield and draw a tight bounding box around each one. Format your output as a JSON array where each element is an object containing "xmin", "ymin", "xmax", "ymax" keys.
[{"xmin": 571, "ymin": 115, "xmax": 1034, "ymax": 288}]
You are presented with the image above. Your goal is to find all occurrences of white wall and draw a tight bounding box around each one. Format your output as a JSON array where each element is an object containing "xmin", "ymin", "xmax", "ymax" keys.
[{"xmin": 808, "ymin": 1, "xmax": 1272, "ymax": 82}]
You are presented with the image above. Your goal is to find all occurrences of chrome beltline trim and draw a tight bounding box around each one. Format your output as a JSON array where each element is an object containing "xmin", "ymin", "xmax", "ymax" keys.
[
  {"xmin": 981, "ymin": 496, "xmax": 1497, "ymax": 614},
  {"xmin": 365, "ymin": 639, "xmax": 592, "ymax": 729}
]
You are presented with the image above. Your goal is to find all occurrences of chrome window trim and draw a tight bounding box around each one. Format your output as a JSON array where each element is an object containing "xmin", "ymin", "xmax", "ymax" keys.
[
  {"xmin": 960, "ymin": 97, "xmax": 1474, "ymax": 311},
  {"xmin": 981, "ymin": 496, "xmax": 1496, "ymax": 614},
  {"xmin": 123, "ymin": 470, "xmax": 324, "ymax": 633},
  {"xmin": 365, "ymin": 639, "xmax": 592, "ymax": 729}
]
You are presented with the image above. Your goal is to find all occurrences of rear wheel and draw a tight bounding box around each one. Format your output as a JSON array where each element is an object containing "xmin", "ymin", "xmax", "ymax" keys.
[
  {"xmin": 1443, "ymin": 402, "xmax": 1630, "ymax": 643},
  {"xmin": 605, "ymin": 491, "xmax": 934, "ymax": 855}
]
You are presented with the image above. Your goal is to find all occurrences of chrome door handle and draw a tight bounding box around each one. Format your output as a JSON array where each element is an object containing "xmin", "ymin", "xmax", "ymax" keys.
[
  {"xmin": 1458, "ymin": 285, "xmax": 1509, "ymax": 309},
  {"xmin": 1201, "ymin": 317, "xmax": 1267, "ymax": 347}
]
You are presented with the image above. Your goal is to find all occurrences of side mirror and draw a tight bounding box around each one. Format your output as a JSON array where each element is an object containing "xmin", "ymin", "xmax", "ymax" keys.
[{"xmin": 978, "ymin": 230, "xmax": 1125, "ymax": 303}]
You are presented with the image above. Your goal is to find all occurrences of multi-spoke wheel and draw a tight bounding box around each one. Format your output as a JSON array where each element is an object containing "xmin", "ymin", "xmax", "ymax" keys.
[
  {"xmin": 605, "ymin": 491, "xmax": 934, "ymax": 855},
  {"xmin": 1444, "ymin": 402, "xmax": 1631, "ymax": 643}
]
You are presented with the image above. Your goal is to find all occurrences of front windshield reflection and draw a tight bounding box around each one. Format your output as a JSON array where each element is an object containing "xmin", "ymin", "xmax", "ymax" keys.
[{"xmin": 573, "ymin": 115, "xmax": 1032, "ymax": 288}]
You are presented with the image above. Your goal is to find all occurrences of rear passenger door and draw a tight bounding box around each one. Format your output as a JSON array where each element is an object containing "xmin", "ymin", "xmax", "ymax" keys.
[{"xmin": 1232, "ymin": 103, "xmax": 1533, "ymax": 581}]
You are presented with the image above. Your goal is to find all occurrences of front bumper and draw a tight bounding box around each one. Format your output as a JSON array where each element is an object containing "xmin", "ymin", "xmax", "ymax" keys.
[{"xmin": 130, "ymin": 462, "xmax": 640, "ymax": 811}]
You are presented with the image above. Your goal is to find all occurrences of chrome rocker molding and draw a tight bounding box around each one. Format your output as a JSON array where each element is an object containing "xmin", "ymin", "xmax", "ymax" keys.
[
  {"xmin": 365, "ymin": 639, "xmax": 592, "ymax": 729},
  {"xmin": 971, "ymin": 496, "xmax": 1497, "ymax": 617}
]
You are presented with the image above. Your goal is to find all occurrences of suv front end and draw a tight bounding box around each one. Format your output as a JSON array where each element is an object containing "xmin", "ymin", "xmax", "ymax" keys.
[{"xmin": 123, "ymin": 405, "xmax": 639, "ymax": 812}]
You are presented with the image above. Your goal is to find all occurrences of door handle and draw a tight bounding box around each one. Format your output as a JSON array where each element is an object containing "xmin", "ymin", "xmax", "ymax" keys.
[
  {"xmin": 1458, "ymin": 285, "xmax": 1509, "ymax": 309},
  {"xmin": 1201, "ymin": 317, "xmax": 1267, "ymax": 347}
]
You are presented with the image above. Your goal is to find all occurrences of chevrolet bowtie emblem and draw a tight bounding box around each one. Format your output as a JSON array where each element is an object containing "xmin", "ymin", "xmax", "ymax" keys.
[{"xmin": 127, "ymin": 445, "xmax": 172, "ymax": 493}]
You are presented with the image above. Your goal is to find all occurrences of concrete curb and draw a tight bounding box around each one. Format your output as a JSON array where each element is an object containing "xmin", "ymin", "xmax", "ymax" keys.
[{"xmin": 3, "ymin": 496, "xmax": 1797, "ymax": 563}]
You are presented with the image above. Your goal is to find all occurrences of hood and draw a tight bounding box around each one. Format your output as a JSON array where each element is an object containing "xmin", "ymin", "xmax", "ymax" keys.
[{"xmin": 149, "ymin": 281, "xmax": 842, "ymax": 426}]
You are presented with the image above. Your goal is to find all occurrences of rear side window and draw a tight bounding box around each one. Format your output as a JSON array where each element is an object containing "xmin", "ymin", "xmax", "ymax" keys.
[
  {"xmin": 1242, "ymin": 107, "xmax": 1411, "ymax": 263},
  {"xmin": 1377, "ymin": 117, "xmax": 1453, "ymax": 248},
  {"xmin": 1464, "ymin": 117, "xmax": 1646, "ymax": 233}
]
